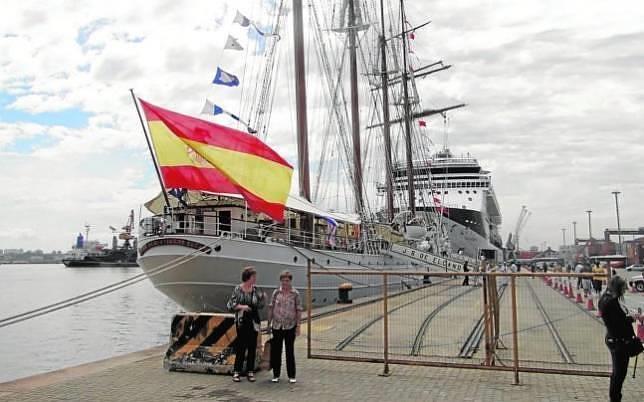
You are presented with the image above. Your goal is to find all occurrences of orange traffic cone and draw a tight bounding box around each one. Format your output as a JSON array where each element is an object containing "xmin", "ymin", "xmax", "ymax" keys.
[
  {"xmin": 586, "ymin": 296, "xmax": 595, "ymax": 311},
  {"xmin": 575, "ymin": 292, "xmax": 583, "ymax": 303},
  {"xmin": 563, "ymin": 284, "xmax": 569, "ymax": 296}
]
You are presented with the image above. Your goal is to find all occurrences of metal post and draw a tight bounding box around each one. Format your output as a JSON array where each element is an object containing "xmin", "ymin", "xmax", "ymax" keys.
[
  {"xmin": 348, "ymin": 0, "xmax": 363, "ymax": 214},
  {"xmin": 586, "ymin": 210, "xmax": 593, "ymax": 240},
  {"xmin": 561, "ymin": 228, "xmax": 566, "ymax": 247},
  {"xmin": 307, "ymin": 258, "xmax": 312, "ymax": 358},
  {"xmin": 129, "ymin": 89, "xmax": 171, "ymax": 210},
  {"xmin": 379, "ymin": 0, "xmax": 394, "ymax": 222},
  {"xmin": 612, "ymin": 191, "xmax": 622, "ymax": 255},
  {"xmin": 510, "ymin": 276, "xmax": 520, "ymax": 385},
  {"xmin": 482, "ymin": 274, "xmax": 492, "ymax": 365},
  {"xmin": 292, "ymin": 0, "xmax": 310, "ymax": 201},
  {"xmin": 381, "ymin": 273, "xmax": 391, "ymax": 376},
  {"xmin": 399, "ymin": 0, "xmax": 415, "ymax": 215},
  {"xmin": 572, "ymin": 221, "xmax": 577, "ymax": 245}
]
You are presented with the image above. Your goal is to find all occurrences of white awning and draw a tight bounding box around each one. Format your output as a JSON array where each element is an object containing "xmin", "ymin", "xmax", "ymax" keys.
[{"xmin": 144, "ymin": 191, "xmax": 360, "ymax": 225}]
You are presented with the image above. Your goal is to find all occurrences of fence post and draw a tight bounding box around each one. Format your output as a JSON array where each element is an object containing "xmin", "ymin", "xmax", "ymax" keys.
[
  {"xmin": 307, "ymin": 258, "xmax": 312, "ymax": 359},
  {"xmin": 511, "ymin": 275, "xmax": 520, "ymax": 385},
  {"xmin": 483, "ymin": 274, "xmax": 492, "ymax": 366},
  {"xmin": 381, "ymin": 272, "xmax": 391, "ymax": 376}
]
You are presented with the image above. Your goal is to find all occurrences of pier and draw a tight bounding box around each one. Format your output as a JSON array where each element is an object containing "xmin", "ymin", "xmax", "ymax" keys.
[{"xmin": 1, "ymin": 271, "xmax": 642, "ymax": 402}]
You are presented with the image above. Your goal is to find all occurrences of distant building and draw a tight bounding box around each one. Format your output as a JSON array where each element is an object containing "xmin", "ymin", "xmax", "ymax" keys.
[{"xmin": 624, "ymin": 237, "xmax": 644, "ymax": 265}]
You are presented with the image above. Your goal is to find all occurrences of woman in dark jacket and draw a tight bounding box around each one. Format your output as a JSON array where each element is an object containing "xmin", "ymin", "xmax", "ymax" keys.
[
  {"xmin": 227, "ymin": 266, "xmax": 265, "ymax": 383},
  {"xmin": 598, "ymin": 276, "xmax": 635, "ymax": 402}
]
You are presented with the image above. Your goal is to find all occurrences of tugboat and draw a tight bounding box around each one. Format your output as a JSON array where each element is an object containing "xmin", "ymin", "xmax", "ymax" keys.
[{"xmin": 63, "ymin": 211, "xmax": 138, "ymax": 268}]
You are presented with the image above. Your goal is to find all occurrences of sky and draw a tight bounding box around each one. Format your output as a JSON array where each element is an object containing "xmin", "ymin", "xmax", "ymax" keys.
[{"xmin": 0, "ymin": 0, "xmax": 643, "ymax": 252}]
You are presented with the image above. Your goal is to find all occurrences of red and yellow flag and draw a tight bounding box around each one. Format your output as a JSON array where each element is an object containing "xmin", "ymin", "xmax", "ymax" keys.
[{"xmin": 140, "ymin": 99, "xmax": 293, "ymax": 222}]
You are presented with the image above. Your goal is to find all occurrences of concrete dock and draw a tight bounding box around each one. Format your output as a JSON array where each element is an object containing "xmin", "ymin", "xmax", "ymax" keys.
[
  {"xmin": 1, "ymin": 275, "xmax": 642, "ymax": 402},
  {"xmin": 0, "ymin": 341, "xmax": 643, "ymax": 402}
]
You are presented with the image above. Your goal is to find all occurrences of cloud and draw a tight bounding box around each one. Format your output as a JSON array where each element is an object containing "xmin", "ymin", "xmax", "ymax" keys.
[{"xmin": 0, "ymin": 0, "xmax": 643, "ymax": 252}]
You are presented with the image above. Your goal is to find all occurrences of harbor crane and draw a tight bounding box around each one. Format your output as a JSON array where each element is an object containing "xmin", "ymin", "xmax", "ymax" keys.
[{"xmin": 506, "ymin": 206, "xmax": 531, "ymax": 259}]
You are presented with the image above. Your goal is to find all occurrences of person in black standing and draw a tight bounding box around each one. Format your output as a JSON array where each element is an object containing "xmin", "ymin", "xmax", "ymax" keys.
[
  {"xmin": 228, "ymin": 266, "xmax": 265, "ymax": 383},
  {"xmin": 462, "ymin": 260, "xmax": 469, "ymax": 286},
  {"xmin": 598, "ymin": 276, "xmax": 635, "ymax": 402}
]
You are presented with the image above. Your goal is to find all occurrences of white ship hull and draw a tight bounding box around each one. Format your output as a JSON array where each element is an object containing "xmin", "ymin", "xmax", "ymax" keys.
[{"xmin": 138, "ymin": 233, "xmax": 424, "ymax": 313}]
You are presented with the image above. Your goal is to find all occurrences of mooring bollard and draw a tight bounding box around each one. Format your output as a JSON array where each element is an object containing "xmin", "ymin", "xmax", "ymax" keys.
[{"xmin": 338, "ymin": 282, "xmax": 353, "ymax": 304}]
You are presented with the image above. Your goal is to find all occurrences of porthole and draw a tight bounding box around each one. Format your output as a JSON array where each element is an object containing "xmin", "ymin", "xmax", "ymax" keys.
[
  {"xmin": 293, "ymin": 256, "xmax": 298, "ymax": 263},
  {"xmin": 473, "ymin": 190, "xmax": 477, "ymax": 194},
  {"xmin": 323, "ymin": 298, "xmax": 327, "ymax": 303},
  {"xmin": 214, "ymin": 245, "xmax": 222, "ymax": 252},
  {"xmin": 327, "ymin": 259, "xmax": 331, "ymax": 265},
  {"xmin": 458, "ymin": 190, "xmax": 463, "ymax": 194},
  {"xmin": 466, "ymin": 190, "xmax": 470, "ymax": 194},
  {"xmin": 311, "ymin": 258, "xmax": 316, "ymax": 264},
  {"xmin": 312, "ymin": 298, "xmax": 317, "ymax": 303}
]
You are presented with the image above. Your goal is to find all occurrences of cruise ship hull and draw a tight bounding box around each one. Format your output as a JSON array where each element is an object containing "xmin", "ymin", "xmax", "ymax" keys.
[{"xmin": 137, "ymin": 234, "xmax": 423, "ymax": 313}]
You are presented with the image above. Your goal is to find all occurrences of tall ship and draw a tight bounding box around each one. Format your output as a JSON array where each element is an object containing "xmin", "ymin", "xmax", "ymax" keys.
[{"xmin": 135, "ymin": 0, "xmax": 498, "ymax": 313}]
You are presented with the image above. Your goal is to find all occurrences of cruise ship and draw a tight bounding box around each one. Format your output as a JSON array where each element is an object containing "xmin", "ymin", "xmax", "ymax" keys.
[{"xmin": 383, "ymin": 149, "xmax": 503, "ymax": 260}]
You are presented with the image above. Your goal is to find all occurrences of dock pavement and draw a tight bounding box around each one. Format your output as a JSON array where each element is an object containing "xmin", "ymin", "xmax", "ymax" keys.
[{"xmin": 1, "ymin": 340, "xmax": 642, "ymax": 401}]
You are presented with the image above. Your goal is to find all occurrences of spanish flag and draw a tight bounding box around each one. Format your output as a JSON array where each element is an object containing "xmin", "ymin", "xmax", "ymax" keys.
[{"xmin": 140, "ymin": 99, "xmax": 293, "ymax": 222}]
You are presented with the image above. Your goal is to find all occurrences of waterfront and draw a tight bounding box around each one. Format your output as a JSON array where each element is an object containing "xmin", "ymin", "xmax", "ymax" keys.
[{"xmin": 0, "ymin": 264, "xmax": 178, "ymax": 383}]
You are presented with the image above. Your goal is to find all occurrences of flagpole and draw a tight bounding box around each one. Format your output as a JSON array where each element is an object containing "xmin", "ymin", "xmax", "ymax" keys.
[{"xmin": 129, "ymin": 89, "xmax": 171, "ymax": 210}]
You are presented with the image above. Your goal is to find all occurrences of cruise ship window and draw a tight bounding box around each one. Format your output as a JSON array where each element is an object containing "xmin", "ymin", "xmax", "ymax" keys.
[
  {"xmin": 466, "ymin": 190, "xmax": 470, "ymax": 194},
  {"xmin": 458, "ymin": 190, "xmax": 462, "ymax": 194},
  {"xmin": 473, "ymin": 190, "xmax": 477, "ymax": 194}
]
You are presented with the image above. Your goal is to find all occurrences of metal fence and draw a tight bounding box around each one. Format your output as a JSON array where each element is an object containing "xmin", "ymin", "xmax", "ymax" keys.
[{"xmin": 306, "ymin": 267, "xmax": 611, "ymax": 383}]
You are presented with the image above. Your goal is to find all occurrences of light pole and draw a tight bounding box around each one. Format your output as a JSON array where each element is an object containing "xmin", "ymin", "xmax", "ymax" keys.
[
  {"xmin": 572, "ymin": 221, "xmax": 577, "ymax": 245},
  {"xmin": 585, "ymin": 210, "xmax": 592, "ymax": 240},
  {"xmin": 561, "ymin": 228, "xmax": 566, "ymax": 247},
  {"xmin": 612, "ymin": 191, "xmax": 622, "ymax": 255}
]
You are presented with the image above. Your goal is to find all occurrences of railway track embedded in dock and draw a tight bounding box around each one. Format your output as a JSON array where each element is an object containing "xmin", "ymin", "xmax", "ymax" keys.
[
  {"xmin": 335, "ymin": 282, "xmax": 460, "ymax": 351},
  {"xmin": 458, "ymin": 284, "xmax": 508, "ymax": 359},
  {"xmin": 410, "ymin": 286, "xmax": 478, "ymax": 356},
  {"xmin": 525, "ymin": 280, "xmax": 575, "ymax": 364}
]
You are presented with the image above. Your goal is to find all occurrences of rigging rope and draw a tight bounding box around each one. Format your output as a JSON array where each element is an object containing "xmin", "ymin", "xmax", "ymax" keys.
[{"xmin": 0, "ymin": 236, "xmax": 223, "ymax": 329}]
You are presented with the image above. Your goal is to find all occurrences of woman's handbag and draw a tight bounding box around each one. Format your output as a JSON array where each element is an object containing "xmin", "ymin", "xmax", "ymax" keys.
[
  {"xmin": 625, "ymin": 336, "xmax": 644, "ymax": 357},
  {"xmin": 259, "ymin": 336, "xmax": 272, "ymax": 370}
]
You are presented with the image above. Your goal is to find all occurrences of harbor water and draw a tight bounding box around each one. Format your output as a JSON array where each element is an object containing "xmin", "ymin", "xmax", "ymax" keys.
[{"xmin": 0, "ymin": 264, "xmax": 179, "ymax": 383}]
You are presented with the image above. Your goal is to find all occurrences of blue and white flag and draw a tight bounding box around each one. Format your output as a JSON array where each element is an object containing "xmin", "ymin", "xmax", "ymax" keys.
[
  {"xmin": 212, "ymin": 67, "xmax": 240, "ymax": 87},
  {"xmin": 201, "ymin": 99, "xmax": 258, "ymax": 134},
  {"xmin": 321, "ymin": 216, "xmax": 338, "ymax": 247}
]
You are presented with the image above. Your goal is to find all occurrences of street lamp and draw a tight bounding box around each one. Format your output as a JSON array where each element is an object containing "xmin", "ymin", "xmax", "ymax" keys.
[
  {"xmin": 572, "ymin": 221, "xmax": 577, "ymax": 245},
  {"xmin": 561, "ymin": 228, "xmax": 566, "ymax": 247},
  {"xmin": 585, "ymin": 210, "xmax": 592, "ymax": 240},
  {"xmin": 612, "ymin": 191, "xmax": 622, "ymax": 255}
]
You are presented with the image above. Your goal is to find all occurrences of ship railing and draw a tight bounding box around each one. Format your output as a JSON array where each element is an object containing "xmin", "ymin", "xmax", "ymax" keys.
[{"xmin": 138, "ymin": 214, "xmax": 365, "ymax": 253}]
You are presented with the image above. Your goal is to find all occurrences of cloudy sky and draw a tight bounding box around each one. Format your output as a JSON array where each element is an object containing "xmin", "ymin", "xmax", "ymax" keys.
[{"xmin": 1, "ymin": 0, "xmax": 642, "ymax": 252}]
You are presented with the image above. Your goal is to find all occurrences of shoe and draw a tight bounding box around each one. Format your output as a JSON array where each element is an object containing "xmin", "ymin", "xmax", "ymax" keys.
[
  {"xmin": 232, "ymin": 373, "xmax": 241, "ymax": 382},
  {"xmin": 288, "ymin": 378, "xmax": 297, "ymax": 384},
  {"xmin": 247, "ymin": 372, "xmax": 256, "ymax": 382},
  {"xmin": 271, "ymin": 377, "xmax": 280, "ymax": 383}
]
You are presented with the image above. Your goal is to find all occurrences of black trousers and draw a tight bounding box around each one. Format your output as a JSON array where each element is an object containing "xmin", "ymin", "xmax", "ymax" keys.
[
  {"xmin": 234, "ymin": 322, "xmax": 258, "ymax": 374},
  {"xmin": 462, "ymin": 276, "xmax": 469, "ymax": 286},
  {"xmin": 271, "ymin": 327, "xmax": 296, "ymax": 378},
  {"xmin": 607, "ymin": 343, "xmax": 629, "ymax": 402}
]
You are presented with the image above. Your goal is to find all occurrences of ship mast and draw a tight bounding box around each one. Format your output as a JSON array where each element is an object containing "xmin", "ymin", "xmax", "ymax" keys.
[
  {"xmin": 380, "ymin": 0, "xmax": 394, "ymax": 222},
  {"xmin": 348, "ymin": 0, "xmax": 363, "ymax": 213},
  {"xmin": 292, "ymin": 0, "xmax": 311, "ymax": 202},
  {"xmin": 399, "ymin": 0, "xmax": 415, "ymax": 215}
]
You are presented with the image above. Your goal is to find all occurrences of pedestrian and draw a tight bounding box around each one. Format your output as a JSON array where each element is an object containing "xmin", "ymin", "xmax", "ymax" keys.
[
  {"xmin": 268, "ymin": 270, "xmax": 303, "ymax": 384},
  {"xmin": 582, "ymin": 264, "xmax": 593, "ymax": 297},
  {"xmin": 637, "ymin": 307, "xmax": 644, "ymax": 343},
  {"xmin": 228, "ymin": 266, "xmax": 265, "ymax": 383},
  {"xmin": 592, "ymin": 263, "xmax": 603, "ymax": 295},
  {"xmin": 462, "ymin": 261, "xmax": 469, "ymax": 286},
  {"xmin": 575, "ymin": 262, "xmax": 584, "ymax": 289},
  {"xmin": 598, "ymin": 276, "xmax": 636, "ymax": 402}
]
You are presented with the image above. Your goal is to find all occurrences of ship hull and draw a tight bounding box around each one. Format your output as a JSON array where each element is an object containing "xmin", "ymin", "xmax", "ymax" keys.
[
  {"xmin": 137, "ymin": 234, "xmax": 423, "ymax": 313},
  {"xmin": 62, "ymin": 260, "xmax": 138, "ymax": 268}
]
